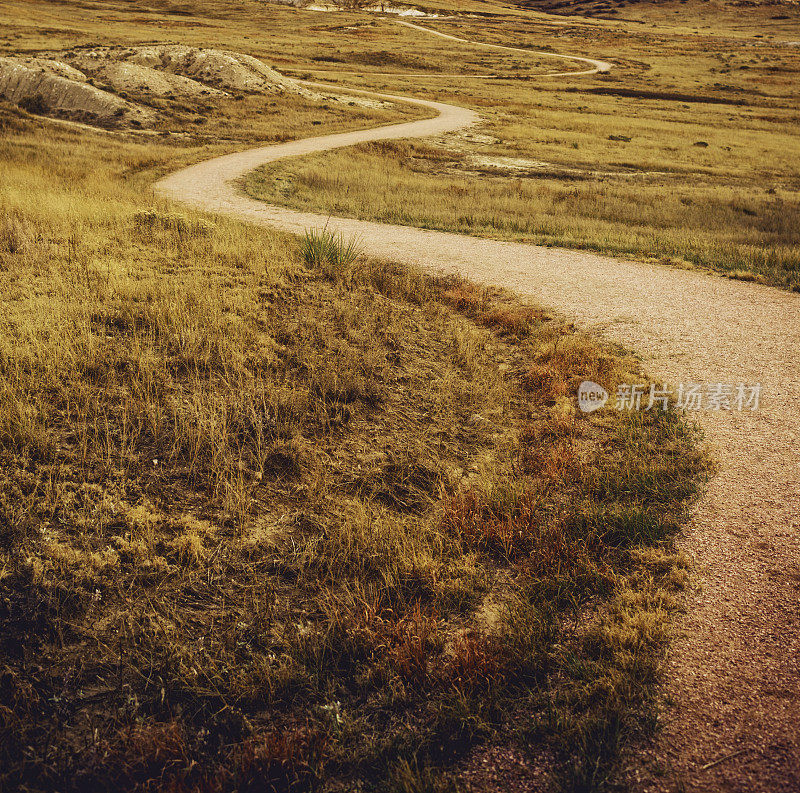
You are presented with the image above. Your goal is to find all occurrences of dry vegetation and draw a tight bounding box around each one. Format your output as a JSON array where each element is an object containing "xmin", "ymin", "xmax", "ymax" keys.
[
  {"xmin": 1, "ymin": 1, "xmax": 708, "ymax": 791},
  {"xmin": 247, "ymin": 1, "xmax": 800, "ymax": 289}
]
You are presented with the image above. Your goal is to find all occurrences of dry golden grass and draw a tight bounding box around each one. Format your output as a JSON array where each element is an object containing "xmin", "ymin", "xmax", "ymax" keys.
[
  {"xmin": 0, "ymin": 2, "xmax": 709, "ymax": 791},
  {"xmin": 0, "ymin": 104, "xmax": 706, "ymax": 790},
  {"xmin": 244, "ymin": 2, "xmax": 800, "ymax": 288}
]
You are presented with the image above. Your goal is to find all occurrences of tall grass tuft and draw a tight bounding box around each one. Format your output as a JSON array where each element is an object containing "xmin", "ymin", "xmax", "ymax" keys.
[{"xmin": 301, "ymin": 226, "xmax": 362, "ymax": 279}]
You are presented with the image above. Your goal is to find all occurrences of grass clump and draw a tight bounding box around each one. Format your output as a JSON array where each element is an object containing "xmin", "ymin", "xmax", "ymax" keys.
[{"xmin": 302, "ymin": 226, "xmax": 362, "ymax": 276}]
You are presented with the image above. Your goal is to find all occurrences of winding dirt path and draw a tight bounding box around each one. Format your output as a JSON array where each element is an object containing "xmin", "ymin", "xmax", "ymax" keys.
[
  {"xmin": 395, "ymin": 20, "xmax": 611, "ymax": 77},
  {"xmin": 155, "ymin": 23, "xmax": 800, "ymax": 793}
]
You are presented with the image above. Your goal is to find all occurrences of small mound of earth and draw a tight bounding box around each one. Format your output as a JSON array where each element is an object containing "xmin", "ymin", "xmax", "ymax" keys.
[
  {"xmin": 67, "ymin": 53, "xmax": 229, "ymax": 99},
  {"xmin": 111, "ymin": 44, "xmax": 388, "ymax": 107},
  {"xmin": 0, "ymin": 56, "xmax": 154, "ymax": 127},
  {"xmin": 13, "ymin": 57, "xmax": 87, "ymax": 82},
  {"xmin": 119, "ymin": 44, "xmax": 306, "ymax": 95}
]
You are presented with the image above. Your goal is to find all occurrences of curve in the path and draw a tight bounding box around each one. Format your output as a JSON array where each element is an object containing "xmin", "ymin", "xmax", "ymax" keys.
[
  {"xmin": 155, "ymin": 25, "xmax": 800, "ymax": 793},
  {"xmin": 290, "ymin": 19, "xmax": 611, "ymax": 80},
  {"xmin": 395, "ymin": 20, "xmax": 612, "ymax": 77}
]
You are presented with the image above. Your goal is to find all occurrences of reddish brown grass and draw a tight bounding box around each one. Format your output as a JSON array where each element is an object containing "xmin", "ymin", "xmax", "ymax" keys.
[
  {"xmin": 221, "ymin": 727, "xmax": 326, "ymax": 793},
  {"xmin": 441, "ymin": 488, "xmax": 544, "ymax": 561},
  {"xmin": 521, "ymin": 363, "xmax": 568, "ymax": 401},
  {"xmin": 521, "ymin": 437, "xmax": 582, "ymax": 484},
  {"xmin": 440, "ymin": 284, "xmax": 482, "ymax": 313},
  {"xmin": 478, "ymin": 305, "xmax": 539, "ymax": 338},
  {"xmin": 443, "ymin": 631, "xmax": 510, "ymax": 691},
  {"xmin": 386, "ymin": 603, "xmax": 439, "ymax": 684},
  {"xmin": 92, "ymin": 721, "xmax": 192, "ymax": 791}
]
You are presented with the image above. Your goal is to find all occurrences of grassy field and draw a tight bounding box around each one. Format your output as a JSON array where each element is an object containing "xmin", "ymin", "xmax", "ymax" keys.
[
  {"xmin": 245, "ymin": 1, "xmax": 800, "ymax": 289},
  {"xmin": 1, "ymin": 1, "xmax": 708, "ymax": 791}
]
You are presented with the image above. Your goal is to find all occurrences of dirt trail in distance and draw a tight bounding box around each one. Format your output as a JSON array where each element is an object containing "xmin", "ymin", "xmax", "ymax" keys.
[{"xmin": 156, "ymin": 21, "xmax": 800, "ymax": 793}]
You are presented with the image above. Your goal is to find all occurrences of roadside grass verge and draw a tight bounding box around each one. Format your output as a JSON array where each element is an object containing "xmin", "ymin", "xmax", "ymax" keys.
[{"xmin": 0, "ymin": 102, "xmax": 708, "ymax": 792}]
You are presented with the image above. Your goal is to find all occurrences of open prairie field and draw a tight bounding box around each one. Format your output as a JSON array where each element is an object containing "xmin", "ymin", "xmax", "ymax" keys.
[
  {"xmin": 0, "ymin": 2, "xmax": 710, "ymax": 792},
  {"xmin": 246, "ymin": 0, "xmax": 800, "ymax": 288},
  {"xmin": 2, "ymin": 1, "xmax": 798, "ymax": 793}
]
